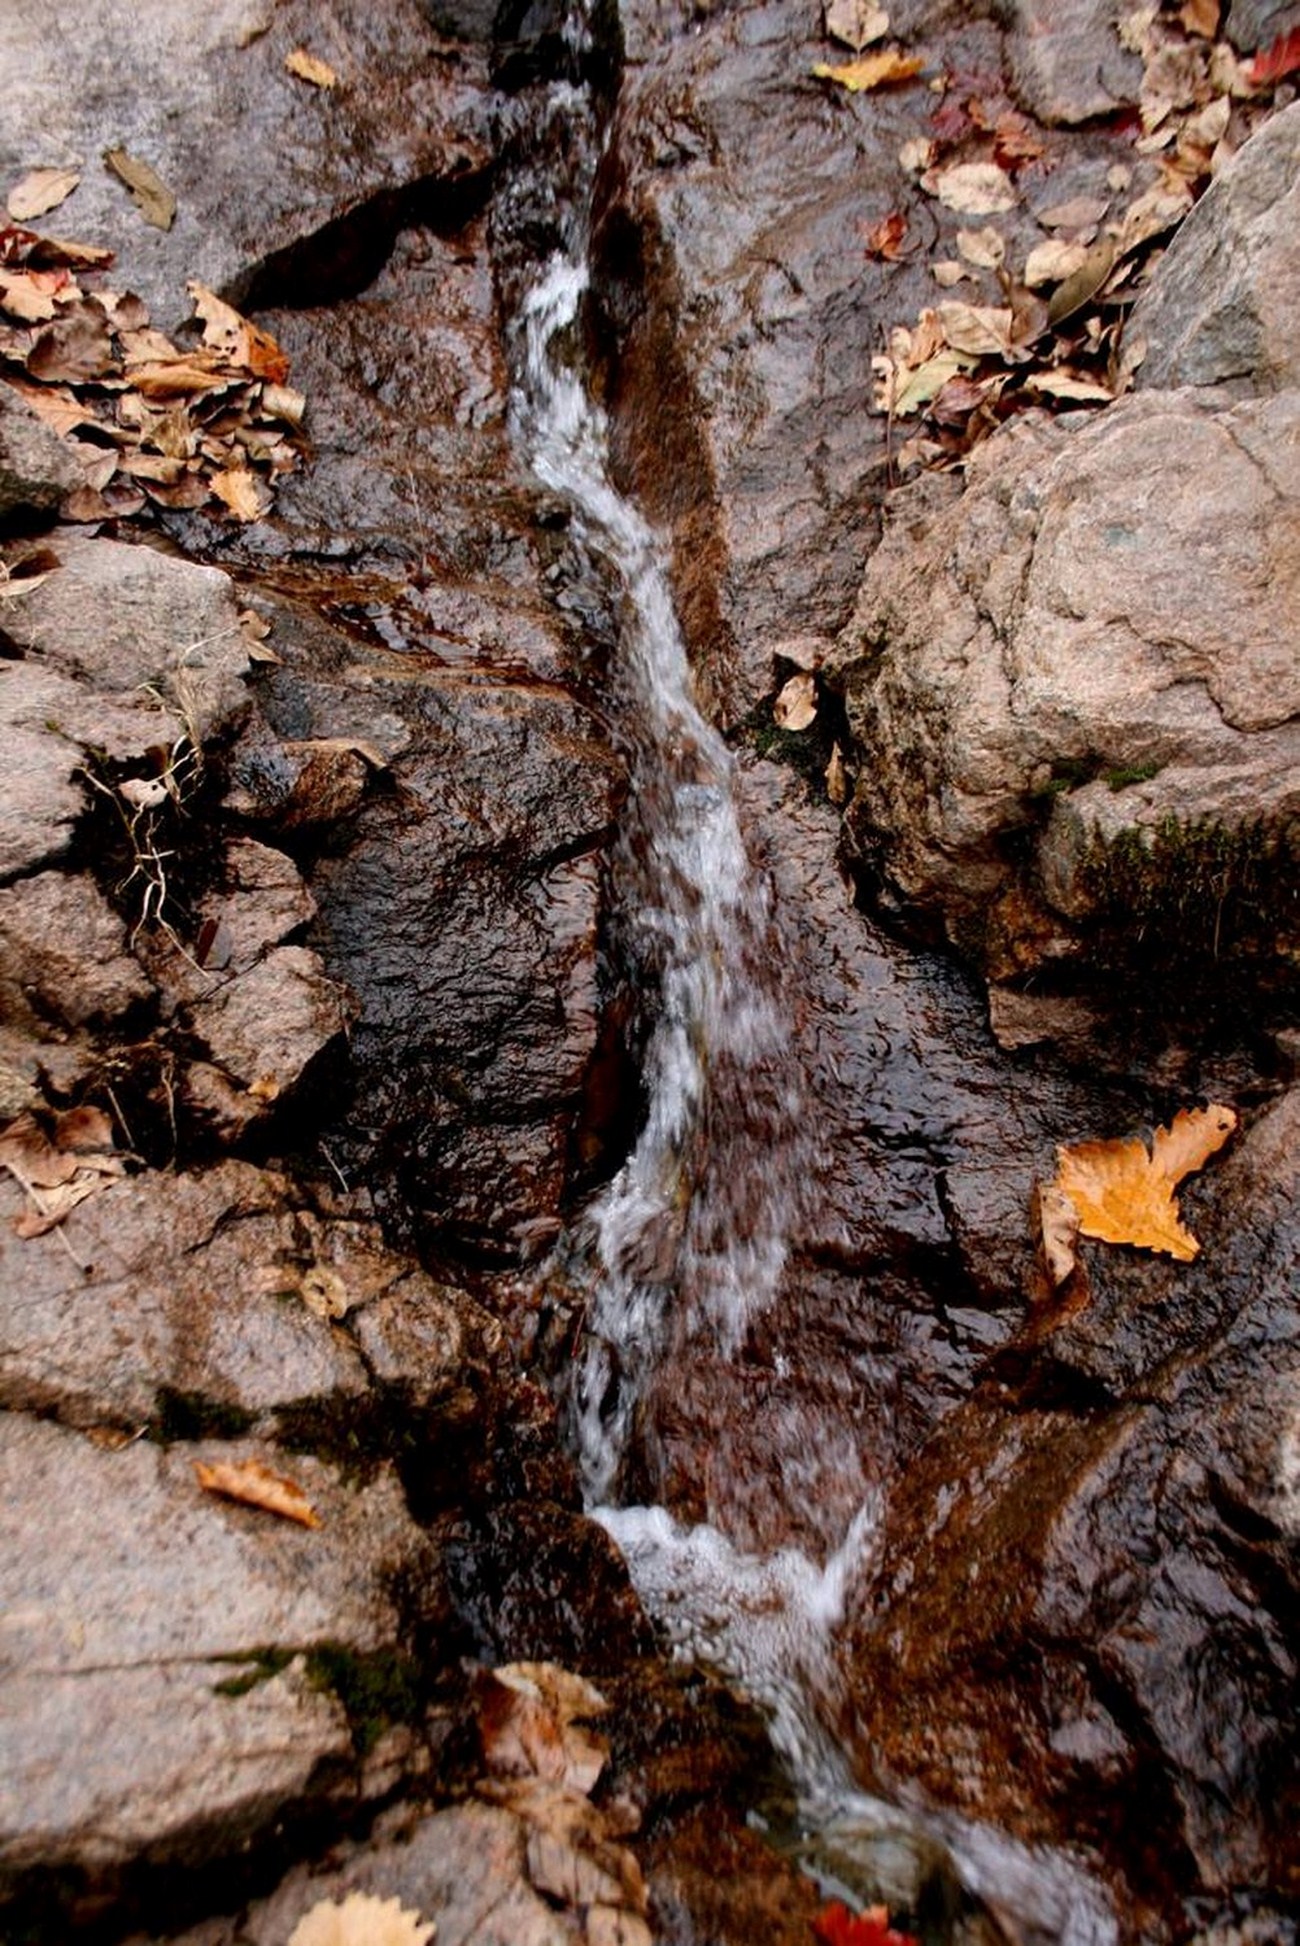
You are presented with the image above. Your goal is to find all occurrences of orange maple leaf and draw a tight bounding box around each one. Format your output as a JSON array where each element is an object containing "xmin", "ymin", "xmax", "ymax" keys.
[{"xmin": 1053, "ymin": 1104, "xmax": 1237, "ymax": 1263}]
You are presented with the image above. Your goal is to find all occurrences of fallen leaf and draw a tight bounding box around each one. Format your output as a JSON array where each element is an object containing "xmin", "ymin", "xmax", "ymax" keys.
[
  {"xmin": 874, "ymin": 346, "xmax": 972, "ymax": 415},
  {"xmin": 1115, "ymin": 175, "xmax": 1194, "ymax": 255},
  {"xmin": 0, "ymin": 1109, "xmax": 124, "ymax": 1237},
  {"xmin": 864, "ymin": 211, "xmax": 909, "ymax": 260},
  {"xmin": 187, "ymin": 281, "xmax": 291, "ymax": 384},
  {"xmin": 1247, "ymin": 25, "xmax": 1300, "ymax": 84},
  {"xmin": 1179, "ymin": 0, "xmax": 1218, "ymax": 34},
  {"xmin": 287, "ymin": 1892, "xmax": 435, "ymax": 1946},
  {"xmin": 1022, "ymin": 238, "xmax": 1088, "ymax": 287},
  {"xmin": 812, "ymin": 48, "xmax": 925, "ymax": 90},
  {"xmin": 210, "ymin": 465, "xmax": 267, "ymax": 521},
  {"xmin": 825, "ymin": 742, "xmax": 849, "ymax": 805},
  {"xmin": 1045, "ymin": 237, "xmax": 1117, "ymax": 325},
  {"xmin": 1037, "ymin": 1181, "xmax": 1082, "ymax": 1285},
  {"xmin": 103, "ymin": 147, "xmax": 176, "ymax": 230},
  {"xmin": 27, "ymin": 306, "xmax": 115, "ymax": 383},
  {"xmin": 931, "ymin": 260, "xmax": 967, "ymax": 287},
  {"xmin": 285, "ymin": 47, "xmax": 339, "ymax": 88},
  {"xmin": 935, "ymin": 300, "xmax": 1014, "ymax": 356},
  {"xmin": 1052, "ymin": 1104, "xmax": 1237, "ymax": 1262},
  {"xmin": 299, "ymin": 1265, "xmax": 350, "ymax": 1321},
  {"xmin": 487, "ymin": 1779, "xmax": 647, "ymax": 1917},
  {"xmin": 1025, "ymin": 369, "xmax": 1115, "ymax": 402},
  {"xmin": 773, "ymin": 671, "xmax": 817, "ymax": 730},
  {"xmin": 898, "ymin": 136, "xmax": 935, "ymax": 172},
  {"xmin": 1035, "ymin": 194, "xmax": 1109, "ymax": 232},
  {"xmin": 955, "ymin": 225, "xmax": 1005, "ymax": 268},
  {"xmin": 825, "ymin": 0, "xmax": 889, "ymax": 49},
  {"xmin": 7, "ymin": 168, "xmax": 81, "ymax": 223},
  {"xmin": 479, "ymin": 1661, "xmax": 610, "ymax": 1795},
  {"xmin": 814, "ymin": 1899, "xmax": 919, "ymax": 1946},
  {"xmin": 194, "ymin": 1455, "xmax": 321, "ymax": 1528},
  {"xmin": 925, "ymin": 160, "xmax": 1016, "ymax": 214}
]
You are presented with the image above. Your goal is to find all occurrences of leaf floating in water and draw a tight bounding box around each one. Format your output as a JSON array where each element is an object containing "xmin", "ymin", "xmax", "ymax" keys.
[{"xmin": 1051, "ymin": 1103, "xmax": 1237, "ymax": 1264}]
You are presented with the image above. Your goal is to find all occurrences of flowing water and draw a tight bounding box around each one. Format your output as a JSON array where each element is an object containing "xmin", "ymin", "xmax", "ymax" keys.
[{"xmin": 506, "ymin": 37, "xmax": 1119, "ymax": 1946}]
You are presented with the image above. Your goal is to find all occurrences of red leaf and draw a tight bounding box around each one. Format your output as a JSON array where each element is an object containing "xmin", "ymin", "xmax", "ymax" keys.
[
  {"xmin": 813, "ymin": 1899, "xmax": 919, "ymax": 1946},
  {"xmin": 1247, "ymin": 25, "xmax": 1300, "ymax": 84}
]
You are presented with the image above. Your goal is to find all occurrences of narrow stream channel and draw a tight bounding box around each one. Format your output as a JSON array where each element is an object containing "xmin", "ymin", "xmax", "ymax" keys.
[{"xmin": 506, "ymin": 21, "xmax": 1120, "ymax": 1944}]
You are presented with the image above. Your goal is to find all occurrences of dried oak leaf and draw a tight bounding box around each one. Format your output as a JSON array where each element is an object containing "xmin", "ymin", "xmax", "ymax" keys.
[
  {"xmin": 479, "ymin": 1661, "xmax": 610, "ymax": 1795},
  {"xmin": 194, "ymin": 1455, "xmax": 321, "ymax": 1528},
  {"xmin": 1053, "ymin": 1103, "xmax": 1237, "ymax": 1262},
  {"xmin": 187, "ymin": 280, "xmax": 291, "ymax": 384},
  {"xmin": 811, "ymin": 48, "xmax": 924, "ymax": 90},
  {"xmin": 287, "ymin": 1893, "xmax": 434, "ymax": 1946},
  {"xmin": 7, "ymin": 168, "xmax": 81, "ymax": 224},
  {"xmin": 104, "ymin": 147, "xmax": 176, "ymax": 231}
]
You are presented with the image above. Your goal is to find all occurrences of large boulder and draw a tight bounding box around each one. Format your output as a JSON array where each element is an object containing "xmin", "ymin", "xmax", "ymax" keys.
[
  {"xmin": 1132, "ymin": 104, "xmax": 1300, "ymax": 398},
  {"xmin": 827, "ymin": 386, "xmax": 1300, "ymax": 1011}
]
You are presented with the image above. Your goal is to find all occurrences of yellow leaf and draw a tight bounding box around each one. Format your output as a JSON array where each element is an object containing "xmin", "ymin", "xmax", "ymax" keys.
[
  {"xmin": 811, "ymin": 48, "xmax": 924, "ymax": 91},
  {"xmin": 7, "ymin": 167, "xmax": 81, "ymax": 223},
  {"xmin": 194, "ymin": 1456, "xmax": 321, "ymax": 1528},
  {"xmin": 1053, "ymin": 1104, "xmax": 1237, "ymax": 1262},
  {"xmin": 287, "ymin": 1892, "xmax": 435, "ymax": 1946},
  {"xmin": 286, "ymin": 47, "xmax": 339, "ymax": 89},
  {"xmin": 210, "ymin": 466, "xmax": 267, "ymax": 522}
]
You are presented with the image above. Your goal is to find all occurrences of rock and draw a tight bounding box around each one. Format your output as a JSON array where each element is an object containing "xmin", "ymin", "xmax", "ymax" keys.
[
  {"xmin": 1224, "ymin": 0, "xmax": 1300, "ymax": 51},
  {"xmin": 1132, "ymin": 104, "xmax": 1300, "ymax": 398},
  {"xmin": 187, "ymin": 945, "xmax": 352, "ymax": 1097},
  {"xmin": 0, "ymin": 1160, "xmax": 369, "ymax": 1427},
  {"xmin": 9, "ymin": 534, "xmax": 249, "ymax": 742},
  {"xmin": 828, "ymin": 388, "xmax": 1300, "ymax": 998},
  {"xmin": 0, "ymin": 871, "xmax": 153, "ymax": 1028},
  {"xmin": 1003, "ymin": 0, "xmax": 1143, "ymax": 124},
  {"xmin": 0, "ymin": 387, "xmax": 83, "ymax": 518},
  {"xmin": 0, "ymin": 1413, "xmax": 436, "ymax": 1892},
  {"xmin": 837, "ymin": 1087, "xmax": 1300, "ymax": 1929},
  {"xmin": 196, "ymin": 839, "xmax": 316, "ymax": 973},
  {"xmin": 0, "ymin": 0, "xmax": 496, "ymax": 335}
]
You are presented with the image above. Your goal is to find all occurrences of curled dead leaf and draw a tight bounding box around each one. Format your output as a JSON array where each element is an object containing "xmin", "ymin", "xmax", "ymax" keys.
[
  {"xmin": 285, "ymin": 47, "xmax": 339, "ymax": 89},
  {"xmin": 194, "ymin": 1455, "xmax": 321, "ymax": 1528},
  {"xmin": 286, "ymin": 1892, "xmax": 435, "ymax": 1946},
  {"xmin": 479, "ymin": 1660, "xmax": 610, "ymax": 1796},
  {"xmin": 103, "ymin": 147, "xmax": 176, "ymax": 230}
]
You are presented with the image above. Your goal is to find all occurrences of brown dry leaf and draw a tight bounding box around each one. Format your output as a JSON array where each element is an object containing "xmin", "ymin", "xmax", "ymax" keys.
[
  {"xmin": 0, "ymin": 268, "xmax": 61, "ymax": 323},
  {"xmin": 1036, "ymin": 194, "xmax": 1109, "ymax": 232},
  {"xmin": 194, "ymin": 1455, "xmax": 321, "ymax": 1528},
  {"xmin": 286, "ymin": 1892, "xmax": 434, "ymax": 1946},
  {"xmin": 103, "ymin": 147, "xmax": 177, "ymax": 230},
  {"xmin": 811, "ymin": 48, "xmax": 924, "ymax": 90},
  {"xmin": 479, "ymin": 1661, "xmax": 610, "ymax": 1796},
  {"xmin": 774, "ymin": 672, "xmax": 817, "ymax": 730},
  {"xmin": 931, "ymin": 260, "xmax": 967, "ymax": 287},
  {"xmin": 210, "ymin": 465, "xmax": 267, "ymax": 521},
  {"xmin": 936, "ymin": 301, "xmax": 1014, "ymax": 356},
  {"xmin": 1045, "ymin": 237, "xmax": 1117, "ymax": 326},
  {"xmin": 874, "ymin": 346, "xmax": 971, "ymax": 415},
  {"xmin": 1037, "ymin": 1182, "xmax": 1082, "ymax": 1286},
  {"xmin": 0, "ymin": 1109, "xmax": 124, "ymax": 1237},
  {"xmin": 955, "ymin": 225, "xmax": 1006, "ymax": 268},
  {"xmin": 825, "ymin": 742, "xmax": 849, "ymax": 805},
  {"xmin": 1053, "ymin": 1104, "xmax": 1237, "ymax": 1262},
  {"xmin": 1026, "ymin": 368, "xmax": 1115, "ymax": 402},
  {"xmin": 0, "ymin": 1113, "xmax": 82, "ymax": 1191},
  {"xmin": 1023, "ymin": 238, "xmax": 1088, "ymax": 288},
  {"xmin": 864, "ymin": 210, "xmax": 909, "ymax": 261},
  {"xmin": 187, "ymin": 281, "xmax": 291, "ymax": 384},
  {"xmin": 1179, "ymin": 0, "xmax": 1219, "ymax": 32},
  {"xmin": 926, "ymin": 160, "xmax": 1017, "ymax": 214},
  {"xmin": 28, "ymin": 306, "xmax": 115, "ymax": 383},
  {"xmin": 7, "ymin": 168, "xmax": 81, "ymax": 223},
  {"xmin": 285, "ymin": 47, "xmax": 339, "ymax": 88},
  {"xmin": 299, "ymin": 1266, "xmax": 350, "ymax": 1321},
  {"xmin": 824, "ymin": 0, "xmax": 889, "ymax": 50}
]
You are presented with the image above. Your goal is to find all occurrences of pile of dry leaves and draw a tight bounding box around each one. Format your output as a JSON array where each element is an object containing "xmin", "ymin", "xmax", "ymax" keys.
[
  {"xmin": 814, "ymin": 0, "xmax": 1300, "ymax": 467},
  {"xmin": 0, "ymin": 218, "xmax": 303, "ymax": 523}
]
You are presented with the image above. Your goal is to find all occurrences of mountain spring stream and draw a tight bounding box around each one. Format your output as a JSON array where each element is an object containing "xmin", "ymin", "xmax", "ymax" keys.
[{"xmin": 503, "ymin": 26, "xmax": 1120, "ymax": 1945}]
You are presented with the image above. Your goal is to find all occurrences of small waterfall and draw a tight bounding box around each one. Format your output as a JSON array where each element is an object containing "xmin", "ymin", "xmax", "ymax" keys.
[{"xmin": 510, "ymin": 214, "xmax": 808, "ymax": 1509}]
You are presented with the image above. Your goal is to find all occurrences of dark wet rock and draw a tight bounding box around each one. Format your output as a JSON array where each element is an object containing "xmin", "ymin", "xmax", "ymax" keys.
[
  {"xmin": 837, "ymin": 1087, "xmax": 1300, "ymax": 1932},
  {"xmin": 623, "ymin": 762, "xmax": 1121, "ymax": 1560},
  {"xmin": 1132, "ymin": 104, "xmax": 1300, "ymax": 397},
  {"xmin": 827, "ymin": 388, "xmax": 1300, "ymax": 1006},
  {"xmin": 0, "ymin": 1412, "xmax": 437, "ymax": 1893},
  {"xmin": 1003, "ymin": 0, "xmax": 1143, "ymax": 126},
  {"xmin": 0, "ymin": 1, "xmax": 495, "ymax": 337},
  {"xmin": 0, "ymin": 387, "xmax": 83, "ymax": 519},
  {"xmin": 0, "ymin": 871, "xmax": 153, "ymax": 1029},
  {"xmin": 0, "ymin": 1160, "xmax": 369, "ymax": 1427}
]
